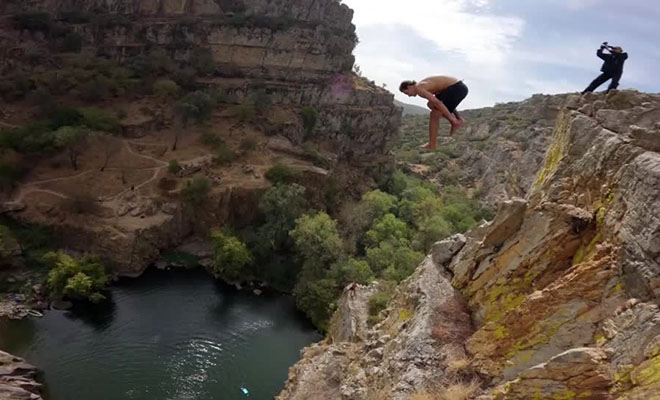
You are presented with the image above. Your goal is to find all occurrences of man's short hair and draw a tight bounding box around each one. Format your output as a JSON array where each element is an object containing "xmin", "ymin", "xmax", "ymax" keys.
[{"xmin": 399, "ymin": 80, "xmax": 416, "ymax": 92}]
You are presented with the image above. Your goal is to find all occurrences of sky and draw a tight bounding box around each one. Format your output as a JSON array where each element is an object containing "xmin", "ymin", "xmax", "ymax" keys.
[{"xmin": 340, "ymin": 0, "xmax": 660, "ymax": 109}]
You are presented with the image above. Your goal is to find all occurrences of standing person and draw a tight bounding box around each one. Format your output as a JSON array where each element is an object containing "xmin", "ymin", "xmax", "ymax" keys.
[
  {"xmin": 399, "ymin": 76, "xmax": 469, "ymax": 149},
  {"xmin": 583, "ymin": 42, "xmax": 628, "ymax": 94}
]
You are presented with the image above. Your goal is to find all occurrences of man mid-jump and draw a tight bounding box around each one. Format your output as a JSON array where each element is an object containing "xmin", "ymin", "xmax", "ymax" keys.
[{"xmin": 399, "ymin": 76, "xmax": 468, "ymax": 149}]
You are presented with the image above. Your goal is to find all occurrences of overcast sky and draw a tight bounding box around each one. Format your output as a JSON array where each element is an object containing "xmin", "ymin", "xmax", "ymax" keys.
[{"xmin": 341, "ymin": 0, "xmax": 660, "ymax": 109}]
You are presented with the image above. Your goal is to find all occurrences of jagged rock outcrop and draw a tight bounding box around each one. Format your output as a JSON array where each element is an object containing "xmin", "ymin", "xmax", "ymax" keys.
[
  {"xmin": 280, "ymin": 90, "xmax": 660, "ymax": 399},
  {"xmin": 279, "ymin": 235, "xmax": 473, "ymax": 399},
  {"xmin": 400, "ymin": 93, "xmax": 570, "ymax": 206},
  {"xmin": 0, "ymin": 351, "xmax": 43, "ymax": 400}
]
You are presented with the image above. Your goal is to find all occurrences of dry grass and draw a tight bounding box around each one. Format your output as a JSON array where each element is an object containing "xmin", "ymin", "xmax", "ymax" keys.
[
  {"xmin": 438, "ymin": 380, "xmax": 480, "ymax": 400},
  {"xmin": 410, "ymin": 379, "xmax": 480, "ymax": 400},
  {"xmin": 445, "ymin": 349, "xmax": 471, "ymax": 372}
]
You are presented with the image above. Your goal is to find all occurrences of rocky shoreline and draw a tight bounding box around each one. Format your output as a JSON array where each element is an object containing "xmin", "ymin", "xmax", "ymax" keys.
[{"xmin": 0, "ymin": 351, "xmax": 44, "ymax": 400}]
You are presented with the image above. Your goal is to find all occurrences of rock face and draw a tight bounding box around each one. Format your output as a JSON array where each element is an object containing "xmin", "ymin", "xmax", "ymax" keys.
[
  {"xmin": 279, "ymin": 235, "xmax": 473, "ymax": 399},
  {"xmin": 280, "ymin": 90, "xmax": 660, "ymax": 399},
  {"xmin": 0, "ymin": 0, "xmax": 401, "ymax": 275},
  {"xmin": 0, "ymin": 351, "xmax": 43, "ymax": 400},
  {"xmin": 399, "ymin": 93, "xmax": 570, "ymax": 206}
]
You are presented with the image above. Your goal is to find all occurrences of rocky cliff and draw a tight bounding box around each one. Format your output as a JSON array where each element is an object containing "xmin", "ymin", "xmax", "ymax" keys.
[
  {"xmin": 398, "ymin": 94, "xmax": 570, "ymax": 206},
  {"xmin": 0, "ymin": 0, "xmax": 401, "ymax": 275},
  {"xmin": 280, "ymin": 90, "xmax": 660, "ymax": 399},
  {"xmin": 0, "ymin": 350, "xmax": 43, "ymax": 400}
]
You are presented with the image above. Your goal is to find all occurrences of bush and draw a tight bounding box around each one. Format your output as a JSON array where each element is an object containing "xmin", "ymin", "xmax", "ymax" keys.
[
  {"xmin": 329, "ymin": 258, "xmax": 374, "ymax": 288},
  {"xmin": 201, "ymin": 131, "xmax": 223, "ymax": 147},
  {"xmin": 251, "ymin": 89, "xmax": 270, "ymax": 115},
  {"xmin": 61, "ymin": 32, "xmax": 83, "ymax": 53},
  {"xmin": 300, "ymin": 106, "xmax": 318, "ymax": 135},
  {"xmin": 213, "ymin": 145, "xmax": 235, "ymax": 165},
  {"xmin": 365, "ymin": 239, "xmax": 424, "ymax": 281},
  {"xmin": 0, "ymin": 161, "xmax": 27, "ymax": 191},
  {"xmin": 365, "ymin": 214, "xmax": 411, "ymax": 247},
  {"xmin": 232, "ymin": 101, "xmax": 256, "ymax": 122},
  {"xmin": 367, "ymin": 281, "xmax": 396, "ymax": 326},
  {"xmin": 265, "ymin": 164, "xmax": 300, "ymax": 184},
  {"xmin": 44, "ymin": 251, "xmax": 108, "ymax": 303},
  {"xmin": 294, "ymin": 278, "xmax": 337, "ymax": 332},
  {"xmin": 207, "ymin": 229, "xmax": 253, "ymax": 282},
  {"xmin": 153, "ymin": 79, "xmax": 180, "ymax": 99},
  {"xmin": 79, "ymin": 107, "xmax": 120, "ymax": 132},
  {"xmin": 191, "ymin": 47, "xmax": 215, "ymax": 75},
  {"xmin": 239, "ymin": 138, "xmax": 257, "ymax": 152},
  {"xmin": 181, "ymin": 176, "xmax": 211, "ymax": 205},
  {"xmin": 176, "ymin": 91, "xmax": 215, "ymax": 125},
  {"xmin": 168, "ymin": 159, "xmax": 181, "ymax": 174},
  {"xmin": 256, "ymin": 183, "xmax": 307, "ymax": 252},
  {"xmin": 290, "ymin": 212, "xmax": 343, "ymax": 280}
]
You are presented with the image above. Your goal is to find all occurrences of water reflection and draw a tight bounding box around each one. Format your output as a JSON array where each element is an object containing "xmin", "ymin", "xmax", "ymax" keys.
[{"xmin": 0, "ymin": 268, "xmax": 321, "ymax": 400}]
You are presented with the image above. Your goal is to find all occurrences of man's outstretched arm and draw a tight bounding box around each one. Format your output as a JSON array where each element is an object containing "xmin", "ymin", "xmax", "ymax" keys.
[{"xmin": 416, "ymin": 86, "xmax": 445, "ymax": 111}]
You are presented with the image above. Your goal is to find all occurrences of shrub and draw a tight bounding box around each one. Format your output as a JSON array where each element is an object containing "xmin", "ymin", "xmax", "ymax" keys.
[
  {"xmin": 153, "ymin": 79, "xmax": 180, "ymax": 99},
  {"xmin": 0, "ymin": 161, "xmax": 27, "ymax": 191},
  {"xmin": 265, "ymin": 164, "xmax": 300, "ymax": 184},
  {"xmin": 300, "ymin": 106, "xmax": 318, "ymax": 135},
  {"xmin": 65, "ymin": 193, "xmax": 99, "ymax": 214},
  {"xmin": 290, "ymin": 212, "xmax": 343, "ymax": 280},
  {"xmin": 232, "ymin": 101, "xmax": 256, "ymax": 122},
  {"xmin": 168, "ymin": 159, "xmax": 181, "ymax": 174},
  {"xmin": 78, "ymin": 107, "xmax": 120, "ymax": 132},
  {"xmin": 201, "ymin": 131, "xmax": 223, "ymax": 147},
  {"xmin": 329, "ymin": 258, "xmax": 374, "ymax": 288},
  {"xmin": 0, "ymin": 74, "xmax": 35, "ymax": 101},
  {"xmin": 176, "ymin": 91, "xmax": 215, "ymax": 125},
  {"xmin": 191, "ymin": 47, "xmax": 215, "ymax": 75},
  {"xmin": 181, "ymin": 176, "xmax": 211, "ymax": 205},
  {"xmin": 367, "ymin": 281, "xmax": 396, "ymax": 326},
  {"xmin": 213, "ymin": 145, "xmax": 235, "ymax": 165},
  {"xmin": 44, "ymin": 251, "xmax": 108, "ymax": 303},
  {"xmin": 294, "ymin": 278, "xmax": 337, "ymax": 332},
  {"xmin": 365, "ymin": 214, "xmax": 411, "ymax": 247},
  {"xmin": 239, "ymin": 138, "xmax": 257, "ymax": 152},
  {"xmin": 61, "ymin": 32, "xmax": 83, "ymax": 53},
  {"xmin": 251, "ymin": 89, "xmax": 270, "ymax": 115},
  {"xmin": 256, "ymin": 183, "xmax": 307, "ymax": 252},
  {"xmin": 207, "ymin": 229, "xmax": 253, "ymax": 282}
]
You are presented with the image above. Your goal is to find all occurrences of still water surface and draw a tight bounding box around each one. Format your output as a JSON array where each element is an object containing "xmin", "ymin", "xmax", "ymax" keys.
[{"xmin": 0, "ymin": 268, "xmax": 321, "ymax": 400}]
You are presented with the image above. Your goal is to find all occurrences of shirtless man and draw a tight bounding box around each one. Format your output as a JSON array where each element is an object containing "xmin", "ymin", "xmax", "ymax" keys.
[{"xmin": 399, "ymin": 76, "xmax": 469, "ymax": 149}]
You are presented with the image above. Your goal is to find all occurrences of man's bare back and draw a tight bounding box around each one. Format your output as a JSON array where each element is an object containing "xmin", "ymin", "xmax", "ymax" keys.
[
  {"xmin": 417, "ymin": 76, "xmax": 460, "ymax": 95},
  {"xmin": 399, "ymin": 75, "xmax": 469, "ymax": 149}
]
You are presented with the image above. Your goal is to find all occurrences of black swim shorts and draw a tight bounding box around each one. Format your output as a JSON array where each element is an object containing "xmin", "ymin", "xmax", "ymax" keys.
[{"xmin": 435, "ymin": 81, "xmax": 468, "ymax": 114}]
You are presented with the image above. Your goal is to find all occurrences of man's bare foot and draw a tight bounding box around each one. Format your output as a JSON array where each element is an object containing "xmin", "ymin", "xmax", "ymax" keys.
[
  {"xmin": 449, "ymin": 119, "xmax": 463, "ymax": 136},
  {"xmin": 420, "ymin": 142, "xmax": 436, "ymax": 150}
]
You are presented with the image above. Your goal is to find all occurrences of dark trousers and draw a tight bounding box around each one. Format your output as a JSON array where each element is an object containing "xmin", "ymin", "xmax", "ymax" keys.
[{"xmin": 583, "ymin": 72, "xmax": 622, "ymax": 93}]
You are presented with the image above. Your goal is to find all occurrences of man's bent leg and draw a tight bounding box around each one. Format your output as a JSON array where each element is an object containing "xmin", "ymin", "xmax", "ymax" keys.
[
  {"xmin": 583, "ymin": 73, "xmax": 611, "ymax": 93},
  {"xmin": 607, "ymin": 72, "xmax": 622, "ymax": 92}
]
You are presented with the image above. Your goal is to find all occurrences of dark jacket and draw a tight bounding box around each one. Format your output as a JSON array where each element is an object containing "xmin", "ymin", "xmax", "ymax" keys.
[{"xmin": 598, "ymin": 48, "xmax": 628, "ymax": 75}]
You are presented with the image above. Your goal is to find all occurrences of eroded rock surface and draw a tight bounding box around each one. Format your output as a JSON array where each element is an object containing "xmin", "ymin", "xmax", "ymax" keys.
[
  {"xmin": 0, "ymin": 351, "xmax": 43, "ymax": 400},
  {"xmin": 280, "ymin": 91, "xmax": 660, "ymax": 399}
]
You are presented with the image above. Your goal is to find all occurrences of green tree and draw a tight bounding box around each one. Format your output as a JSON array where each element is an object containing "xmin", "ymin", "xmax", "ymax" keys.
[
  {"xmin": 365, "ymin": 239, "xmax": 424, "ymax": 281},
  {"xmin": 365, "ymin": 213, "xmax": 411, "ymax": 247},
  {"xmin": 412, "ymin": 215, "xmax": 452, "ymax": 251},
  {"xmin": 290, "ymin": 212, "xmax": 343, "ymax": 280},
  {"xmin": 174, "ymin": 91, "xmax": 214, "ymax": 149},
  {"xmin": 362, "ymin": 189, "xmax": 398, "ymax": 220},
  {"xmin": 329, "ymin": 257, "xmax": 374, "ymax": 288},
  {"xmin": 294, "ymin": 278, "xmax": 337, "ymax": 332},
  {"xmin": 265, "ymin": 164, "xmax": 300, "ymax": 184},
  {"xmin": 54, "ymin": 126, "xmax": 91, "ymax": 170},
  {"xmin": 153, "ymin": 79, "xmax": 180, "ymax": 100},
  {"xmin": 181, "ymin": 177, "xmax": 210, "ymax": 205},
  {"xmin": 257, "ymin": 183, "xmax": 307, "ymax": 252},
  {"xmin": 45, "ymin": 252, "xmax": 108, "ymax": 302},
  {"xmin": 207, "ymin": 229, "xmax": 253, "ymax": 282}
]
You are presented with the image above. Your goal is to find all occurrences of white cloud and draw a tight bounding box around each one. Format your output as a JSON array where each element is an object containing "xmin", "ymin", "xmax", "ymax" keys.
[{"xmin": 342, "ymin": 0, "xmax": 523, "ymax": 64}]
